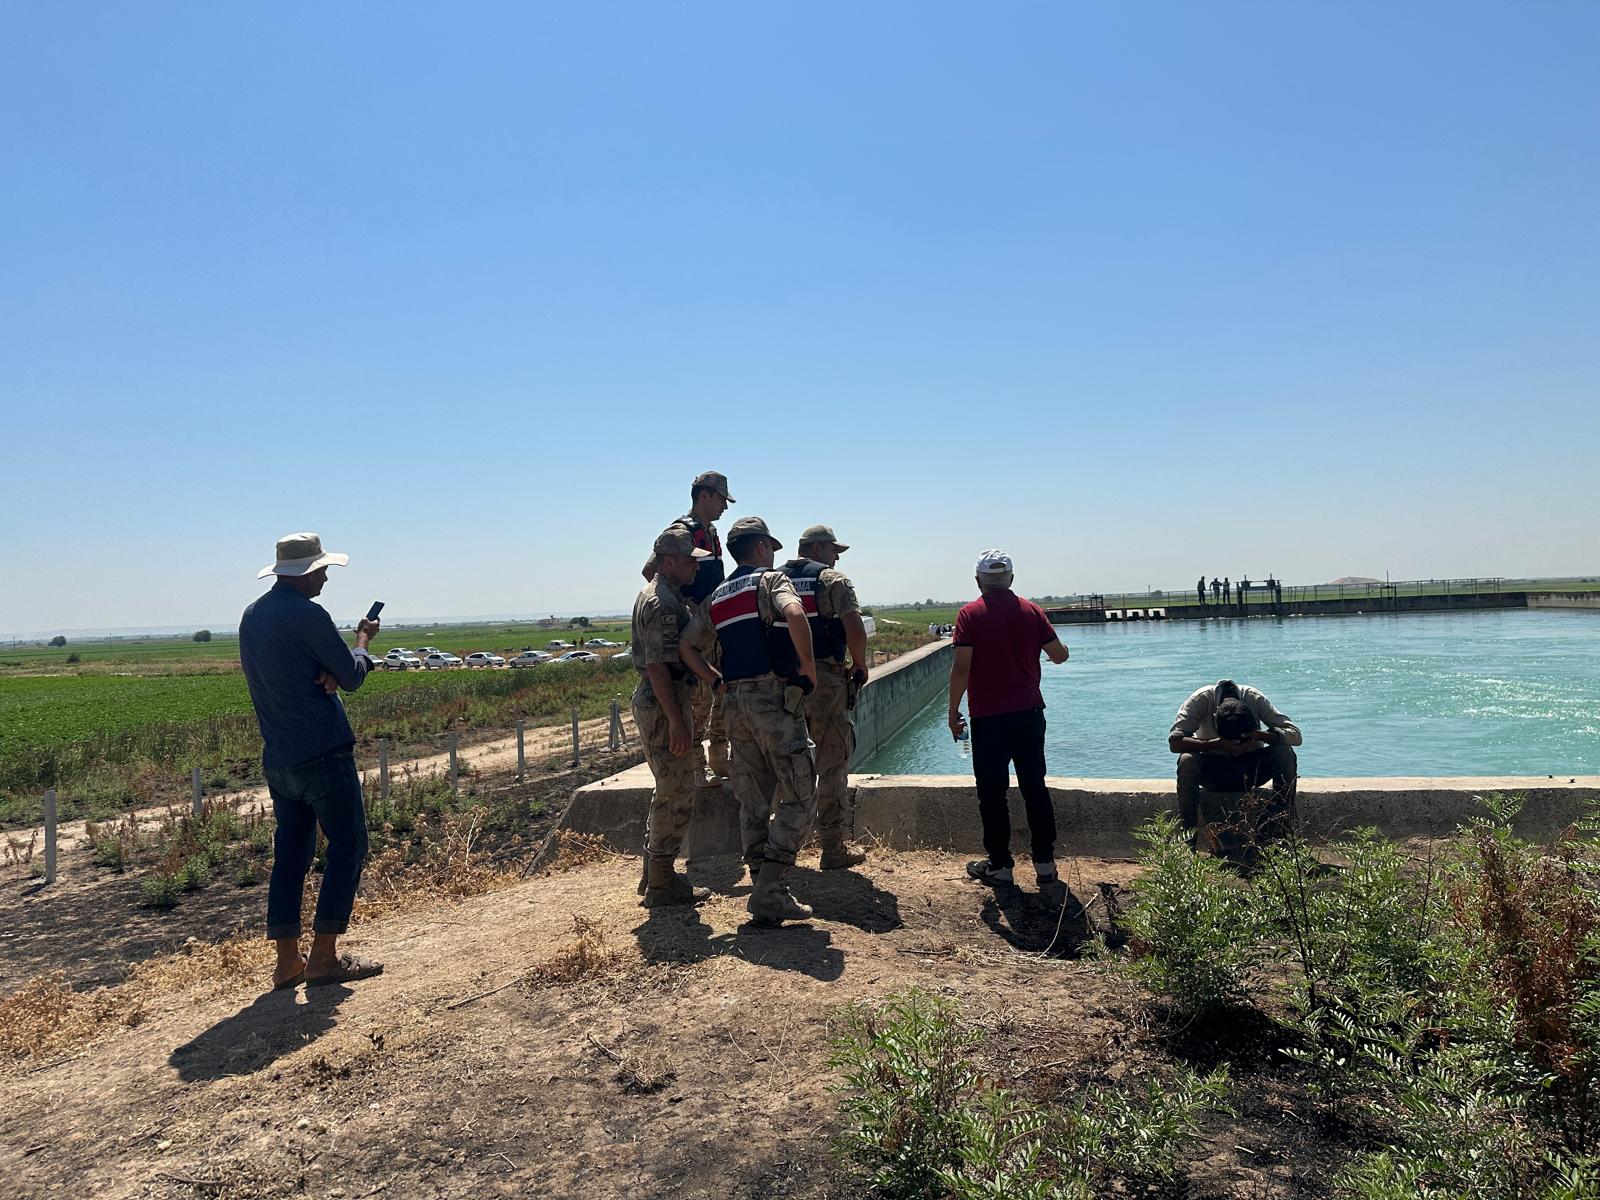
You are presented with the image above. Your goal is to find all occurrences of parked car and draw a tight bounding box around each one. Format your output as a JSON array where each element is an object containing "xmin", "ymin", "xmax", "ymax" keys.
[
  {"xmin": 550, "ymin": 650, "xmax": 601, "ymax": 663},
  {"xmin": 547, "ymin": 639, "xmax": 573, "ymax": 650},
  {"xmin": 610, "ymin": 647, "xmax": 631, "ymax": 663},
  {"xmin": 383, "ymin": 650, "xmax": 423, "ymax": 670},
  {"xmin": 586, "ymin": 638, "xmax": 621, "ymax": 648},
  {"xmin": 463, "ymin": 652, "xmax": 505, "ymax": 668},
  {"xmin": 423, "ymin": 652, "xmax": 463, "ymax": 669},
  {"xmin": 415, "ymin": 646, "xmax": 443, "ymax": 657},
  {"xmin": 508, "ymin": 650, "xmax": 553, "ymax": 668}
]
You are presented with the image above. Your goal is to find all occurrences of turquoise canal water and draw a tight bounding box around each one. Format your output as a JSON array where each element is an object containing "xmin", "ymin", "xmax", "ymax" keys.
[{"xmin": 861, "ymin": 609, "xmax": 1600, "ymax": 778}]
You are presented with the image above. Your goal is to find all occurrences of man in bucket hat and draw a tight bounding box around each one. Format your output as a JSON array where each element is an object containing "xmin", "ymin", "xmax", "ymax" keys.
[{"xmin": 240, "ymin": 532, "xmax": 384, "ymax": 990}]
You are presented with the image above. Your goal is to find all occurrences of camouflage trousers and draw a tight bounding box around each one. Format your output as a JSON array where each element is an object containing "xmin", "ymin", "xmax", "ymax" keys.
[
  {"xmin": 807, "ymin": 667, "xmax": 855, "ymax": 845},
  {"xmin": 691, "ymin": 639, "xmax": 727, "ymax": 752},
  {"xmin": 632, "ymin": 680, "xmax": 698, "ymax": 857},
  {"xmin": 723, "ymin": 676, "xmax": 817, "ymax": 867}
]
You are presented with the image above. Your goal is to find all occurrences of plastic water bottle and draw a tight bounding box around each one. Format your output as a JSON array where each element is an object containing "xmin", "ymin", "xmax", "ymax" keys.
[{"xmin": 955, "ymin": 722, "xmax": 970, "ymax": 758}]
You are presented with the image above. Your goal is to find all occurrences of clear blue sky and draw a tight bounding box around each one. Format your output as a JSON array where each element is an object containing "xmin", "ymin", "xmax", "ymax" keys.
[{"xmin": 3, "ymin": 3, "xmax": 1596, "ymax": 634}]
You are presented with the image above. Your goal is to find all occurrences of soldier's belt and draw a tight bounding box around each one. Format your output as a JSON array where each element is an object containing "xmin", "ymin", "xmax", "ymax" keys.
[{"xmin": 724, "ymin": 674, "xmax": 784, "ymax": 689}]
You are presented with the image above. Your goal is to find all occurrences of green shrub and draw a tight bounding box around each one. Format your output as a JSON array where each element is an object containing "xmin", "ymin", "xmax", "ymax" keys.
[
  {"xmin": 141, "ymin": 874, "xmax": 180, "ymax": 909},
  {"xmin": 91, "ymin": 835, "xmax": 126, "ymax": 871},
  {"xmin": 830, "ymin": 989, "xmax": 1232, "ymax": 1200},
  {"xmin": 177, "ymin": 856, "xmax": 211, "ymax": 892},
  {"xmin": 830, "ymin": 989, "xmax": 980, "ymax": 1198},
  {"xmin": 1119, "ymin": 814, "xmax": 1271, "ymax": 1019},
  {"xmin": 234, "ymin": 860, "xmax": 261, "ymax": 887}
]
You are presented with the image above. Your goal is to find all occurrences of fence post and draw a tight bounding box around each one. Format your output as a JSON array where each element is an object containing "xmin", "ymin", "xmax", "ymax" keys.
[
  {"xmin": 44, "ymin": 789, "xmax": 57, "ymax": 885},
  {"xmin": 379, "ymin": 737, "xmax": 390, "ymax": 802},
  {"xmin": 571, "ymin": 707, "xmax": 581, "ymax": 767},
  {"xmin": 449, "ymin": 732, "xmax": 459, "ymax": 796},
  {"xmin": 191, "ymin": 766, "xmax": 203, "ymax": 816},
  {"xmin": 608, "ymin": 699, "xmax": 620, "ymax": 751},
  {"xmin": 516, "ymin": 720, "xmax": 526, "ymax": 781}
]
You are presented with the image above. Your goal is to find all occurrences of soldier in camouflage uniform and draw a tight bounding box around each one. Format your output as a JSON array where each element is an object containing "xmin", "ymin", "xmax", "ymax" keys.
[
  {"xmin": 692, "ymin": 516, "xmax": 820, "ymax": 926},
  {"xmin": 631, "ymin": 527, "xmax": 722, "ymax": 907},
  {"xmin": 641, "ymin": 471, "xmax": 735, "ymax": 787},
  {"xmin": 781, "ymin": 525, "xmax": 873, "ymax": 870}
]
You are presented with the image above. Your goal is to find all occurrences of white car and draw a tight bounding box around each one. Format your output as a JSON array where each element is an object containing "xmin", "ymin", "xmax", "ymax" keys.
[
  {"xmin": 415, "ymin": 646, "xmax": 443, "ymax": 657},
  {"xmin": 383, "ymin": 650, "xmax": 423, "ymax": 670},
  {"xmin": 463, "ymin": 652, "xmax": 505, "ymax": 668},
  {"xmin": 547, "ymin": 639, "xmax": 573, "ymax": 650},
  {"xmin": 423, "ymin": 652, "xmax": 463, "ymax": 669},
  {"xmin": 586, "ymin": 638, "xmax": 621, "ymax": 648},
  {"xmin": 508, "ymin": 650, "xmax": 553, "ymax": 668},
  {"xmin": 550, "ymin": 650, "xmax": 601, "ymax": 663}
]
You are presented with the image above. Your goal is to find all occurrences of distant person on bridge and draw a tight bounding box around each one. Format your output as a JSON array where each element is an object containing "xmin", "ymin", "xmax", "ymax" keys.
[
  {"xmin": 1197, "ymin": 576, "xmax": 1207, "ymax": 606},
  {"xmin": 1222, "ymin": 577, "xmax": 1231, "ymax": 604},
  {"xmin": 240, "ymin": 533, "xmax": 384, "ymax": 991},
  {"xmin": 948, "ymin": 550, "xmax": 1070, "ymax": 893},
  {"xmin": 1168, "ymin": 679, "xmax": 1302, "ymax": 852},
  {"xmin": 1210, "ymin": 577, "xmax": 1221, "ymax": 603}
]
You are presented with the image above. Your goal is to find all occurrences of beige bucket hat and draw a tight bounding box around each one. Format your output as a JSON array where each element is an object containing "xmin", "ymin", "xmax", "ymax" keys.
[{"xmin": 258, "ymin": 532, "xmax": 350, "ymax": 579}]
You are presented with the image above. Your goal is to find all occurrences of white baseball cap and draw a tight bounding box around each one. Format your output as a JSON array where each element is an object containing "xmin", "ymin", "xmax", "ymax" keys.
[{"xmin": 975, "ymin": 549, "xmax": 1014, "ymax": 575}]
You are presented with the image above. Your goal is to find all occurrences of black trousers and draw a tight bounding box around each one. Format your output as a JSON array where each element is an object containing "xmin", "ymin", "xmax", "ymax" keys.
[{"xmin": 971, "ymin": 707, "xmax": 1056, "ymax": 869}]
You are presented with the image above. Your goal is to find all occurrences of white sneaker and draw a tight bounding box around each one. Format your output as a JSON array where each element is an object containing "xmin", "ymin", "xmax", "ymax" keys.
[
  {"xmin": 1034, "ymin": 861, "xmax": 1058, "ymax": 882},
  {"xmin": 966, "ymin": 860, "xmax": 1014, "ymax": 886}
]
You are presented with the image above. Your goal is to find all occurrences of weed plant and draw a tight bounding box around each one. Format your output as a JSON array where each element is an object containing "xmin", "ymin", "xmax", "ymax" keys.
[
  {"xmin": 829, "ymin": 988, "xmax": 1231, "ymax": 1199},
  {"xmin": 1112, "ymin": 800, "xmax": 1600, "ymax": 1194}
]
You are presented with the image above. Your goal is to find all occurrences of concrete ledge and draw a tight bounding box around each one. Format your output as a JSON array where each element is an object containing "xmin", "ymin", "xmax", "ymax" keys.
[{"xmin": 551, "ymin": 768, "xmax": 1600, "ymax": 861}]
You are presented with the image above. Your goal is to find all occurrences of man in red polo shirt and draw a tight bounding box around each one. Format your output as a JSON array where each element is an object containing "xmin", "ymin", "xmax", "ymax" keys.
[{"xmin": 947, "ymin": 550, "xmax": 1071, "ymax": 888}]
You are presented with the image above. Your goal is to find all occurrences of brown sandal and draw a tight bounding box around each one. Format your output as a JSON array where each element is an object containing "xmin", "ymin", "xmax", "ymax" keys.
[{"xmin": 306, "ymin": 953, "xmax": 384, "ymax": 987}]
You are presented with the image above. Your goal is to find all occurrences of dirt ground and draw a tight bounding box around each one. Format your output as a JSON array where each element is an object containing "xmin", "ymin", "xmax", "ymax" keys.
[{"xmin": 0, "ymin": 831, "xmax": 1357, "ymax": 1200}]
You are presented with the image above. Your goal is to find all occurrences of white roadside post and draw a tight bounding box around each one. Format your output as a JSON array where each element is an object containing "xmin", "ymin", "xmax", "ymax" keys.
[
  {"xmin": 570, "ymin": 708, "xmax": 580, "ymax": 767},
  {"xmin": 191, "ymin": 766, "xmax": 203, "ymax": 816},
  {"xmin": 449, "ymin": 732, "xmax": 459, "ymax": 797},
  {"xmin": 378, "ymin": 738, "xmax": 390, "ymax": 802},
  {"xmin": 608, "ymin": 699, "xmax": 621, "ymax": 751},
  {"xmin": 516, "ymin": 720, "xmax": 526, "ymax": 782},
  {"xmin": 44, "ymin": 789, "xmax": 57, "ymax": 885}
]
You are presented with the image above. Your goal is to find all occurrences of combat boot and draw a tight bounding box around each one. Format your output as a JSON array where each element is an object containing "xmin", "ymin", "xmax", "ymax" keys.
[
  {"xmin": 642, "ymin": 854, "xmax": 710, "ymax": 908},
  {"xmin": 747, "ymin": 861, "xmax": 813, "ymax": 926},
  {"xmin": 693, "ymin": 740, "xmax": 721, "ymax": 789},
  {"xmin": 707, "ymin": 740, "xmax": 732, "ymax": 780},
  {"xmin": 819, "ymin": 839, "xmax": 867, "ymax": 870}
]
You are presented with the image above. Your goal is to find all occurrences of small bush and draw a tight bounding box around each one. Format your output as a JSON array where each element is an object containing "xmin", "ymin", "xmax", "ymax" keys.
[
  {"xmin": 91, "ymin": 836, "xmax": 126, "ymax": 871},
  {"xmin": 234, "ymin": 861, "xmax": 261, "ymax": 887},
  {"xmin": 65, "ymin": 653, "xmax": 80, "ymax": 664},
  {"xmin": 177, "ymin": 856, "xmax": 211, "ymax": 892},
  {"xmin": 141, "ymin": 874, "xmax": 180, "ymax": 909},
  {"xmin": 1119, "ymin": 814, "xmax": 1271, "ymax": 1019}
]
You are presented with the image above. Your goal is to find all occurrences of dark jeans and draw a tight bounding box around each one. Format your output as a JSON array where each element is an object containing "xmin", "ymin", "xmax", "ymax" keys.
[
  {"xmin": 264, "ymin": 746, "xmax": 369, "ymax": 940},
  {"xmin": 971, "ymin": 707, "xmax": 1056, "ymax": 869},
  {"xmin": 1175, "ymin": 745, "xmax": 1298, "ymax": 840}
]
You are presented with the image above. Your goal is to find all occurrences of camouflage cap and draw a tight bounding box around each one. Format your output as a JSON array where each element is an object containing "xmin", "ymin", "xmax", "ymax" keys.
[
  {"xmin": 692, "ymin": 470, "xmax": 736, "ymax": 503},
  {"xmin": 726, "ymin": 515, "xmax": 782, "ymax": 551},
  {"xmin": 798, "ymin": 524, "xmax": 849, "ymax": 553},
  {"xmin": 653, "ymin": 527, "xmax": 712, "ymax": 559}
]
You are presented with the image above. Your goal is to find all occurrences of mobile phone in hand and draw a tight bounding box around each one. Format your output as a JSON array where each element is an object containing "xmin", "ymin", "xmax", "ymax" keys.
[{"xmin": 365, "ymin": 601, "xmax": 385, "ymax": 622}]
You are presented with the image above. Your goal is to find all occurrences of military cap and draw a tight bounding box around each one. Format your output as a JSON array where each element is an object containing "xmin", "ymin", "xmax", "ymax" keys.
[
  {"xmin": 692, "ymin": 470, "xmax": 736, "ymax": 503},
  {"xmin": 798, "ymin": 524, "xmax": 849, "ymax": 553},
  {"xmin": 726, "ymin": 515, "xmax": 782, "ymax": 550},
  {"xmin": 653, "ymin": 527, "xmax": 712, "ymax": 559}
]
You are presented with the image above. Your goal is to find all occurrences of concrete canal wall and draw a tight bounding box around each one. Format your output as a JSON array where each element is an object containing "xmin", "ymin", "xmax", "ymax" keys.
[{"xmin": 849, "ymin": 638, "xmax": 952, "ymax": 769}]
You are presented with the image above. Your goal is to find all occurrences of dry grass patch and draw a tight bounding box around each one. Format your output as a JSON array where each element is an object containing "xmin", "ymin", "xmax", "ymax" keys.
[
  {"xmin": 544, "ymin": 829, "xmax": 621, "ymax": 872},
  {"xmin": 524, "ymin": 913, "xmax": 631, "ymax": 990}
]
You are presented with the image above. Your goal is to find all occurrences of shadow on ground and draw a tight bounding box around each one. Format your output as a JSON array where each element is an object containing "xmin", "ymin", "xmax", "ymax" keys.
[{"xmin": 169, "ymin": 983, "xmax": 351, "ymax": 1081}]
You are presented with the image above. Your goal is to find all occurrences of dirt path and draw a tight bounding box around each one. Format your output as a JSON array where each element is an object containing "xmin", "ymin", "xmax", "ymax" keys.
[
  {"xmin": 11, "ymin": 715, "xmax": 636, "ymax": 856},
  {"xmin": 0, "ymin": 849, "xmax": 1340, "ymax": 1199}
]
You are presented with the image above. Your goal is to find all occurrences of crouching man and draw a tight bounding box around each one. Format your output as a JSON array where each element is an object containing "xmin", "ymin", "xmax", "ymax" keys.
[{"xmin": 1169, "ymin": 679, "xmax": 1302, "ymax": 855}]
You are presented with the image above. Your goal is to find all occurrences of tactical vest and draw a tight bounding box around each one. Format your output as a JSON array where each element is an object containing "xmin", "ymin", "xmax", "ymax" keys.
[
  {"xmin": 677, "ymin": 514, "xmax": 725, "ymax": 606},
  {"xmin": 780, "ymin": 559, "xmax": 846, "ymax": 663},
  {"xmin": 708, "ymin": 566, "xmax": 799, "ymax": 682}
]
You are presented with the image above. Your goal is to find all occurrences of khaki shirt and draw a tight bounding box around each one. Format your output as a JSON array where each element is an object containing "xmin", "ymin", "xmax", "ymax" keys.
[
  {"xmin": 814, "ymin": 565, "xmax": 860, "ymax": 620},
  {"xmin": 631, "ymin": 577, "xmax": 693, "ymax": 677},
  {"xmin": 1169, "ymin": 683, "xmax": 1303, "ymax": 746}
]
